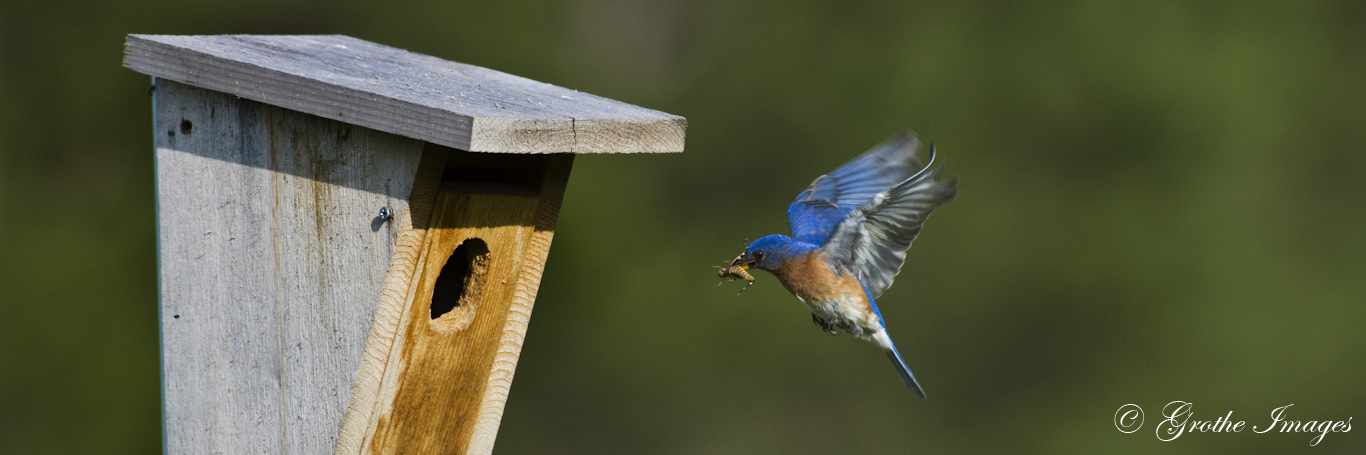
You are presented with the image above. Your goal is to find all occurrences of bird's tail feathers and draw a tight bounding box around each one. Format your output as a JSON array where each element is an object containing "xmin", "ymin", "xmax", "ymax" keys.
[
  {"xmin": 874, "ymin": 331, "xmax": 926, "ymax": 399},
  {"xmin": 886, "ymin": 347, "xmax": 927, "ymax": 400}
]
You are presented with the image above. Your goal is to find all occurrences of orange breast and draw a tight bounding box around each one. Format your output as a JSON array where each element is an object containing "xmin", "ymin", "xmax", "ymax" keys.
[{"xmin": 773, "ymin": 254, "xmax": 861, "ymax": 304}]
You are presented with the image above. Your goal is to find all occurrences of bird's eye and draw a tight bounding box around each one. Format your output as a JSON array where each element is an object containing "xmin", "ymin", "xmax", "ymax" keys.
[{"xmin": 754, "ymin": 251, "xmax": 766, "ymax": 260}]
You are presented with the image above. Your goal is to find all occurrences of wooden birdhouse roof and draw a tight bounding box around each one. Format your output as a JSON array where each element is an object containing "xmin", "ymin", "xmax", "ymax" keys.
[{"xmin": 123, "ymin": 34, "xmax": 685, "ymax": 155}]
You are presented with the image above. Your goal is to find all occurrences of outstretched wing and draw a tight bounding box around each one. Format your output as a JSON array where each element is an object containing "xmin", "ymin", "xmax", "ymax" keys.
[
  {"xmin": 818, "ymin": 152, "xmax": 957, "ymax": 299},
  {"xmin": 787, "ymin": 131, "xmax": 925, "ymax": 245}
]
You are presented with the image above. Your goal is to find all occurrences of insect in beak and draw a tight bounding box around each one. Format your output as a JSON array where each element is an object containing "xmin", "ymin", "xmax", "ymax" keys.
[{"xmin": 715, "ymin": 253, "xmax": 757, "ymax": 295}]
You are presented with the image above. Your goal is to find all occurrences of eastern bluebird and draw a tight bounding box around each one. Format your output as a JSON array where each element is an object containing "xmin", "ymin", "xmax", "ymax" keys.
[{"xmin": 726, "ymin": 131, "xmax": 957, "ymax": 399}]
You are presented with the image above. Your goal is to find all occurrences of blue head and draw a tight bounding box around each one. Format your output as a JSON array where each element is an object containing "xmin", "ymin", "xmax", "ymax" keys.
[{"xmin": 731, "ymin": 234, "xmax": 813, "ymax": 271}]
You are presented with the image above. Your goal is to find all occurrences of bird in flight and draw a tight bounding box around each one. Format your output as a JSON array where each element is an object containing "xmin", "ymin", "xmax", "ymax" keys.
[{"xmin": 721, "ymin": 131, "xmax": 957, "ymax": 399}]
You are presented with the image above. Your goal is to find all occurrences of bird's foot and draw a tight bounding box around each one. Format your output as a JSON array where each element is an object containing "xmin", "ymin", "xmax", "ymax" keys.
[{"xmin": 812, "ymin": 314, "xmax": 840, "ymax": 336}]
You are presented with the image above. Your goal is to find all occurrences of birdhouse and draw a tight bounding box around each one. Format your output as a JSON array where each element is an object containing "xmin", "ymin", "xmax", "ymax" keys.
[{"xmin": 123, "ymin": 35, "xmax": 685, "ymax": 455}]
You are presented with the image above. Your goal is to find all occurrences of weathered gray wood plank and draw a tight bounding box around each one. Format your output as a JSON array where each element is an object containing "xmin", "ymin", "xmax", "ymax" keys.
[
  {"xmin": 125, "ymin": 34, "xmax": 686, "ymax": 155},
  {"xmin": 155, "ymin": 79, "xmax": 426, "ymax": 455}
]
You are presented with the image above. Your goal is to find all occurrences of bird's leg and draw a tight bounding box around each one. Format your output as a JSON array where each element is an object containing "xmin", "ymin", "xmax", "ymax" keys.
[
  {"xmin": 842, "ymin": 321, "xmax": 864, "ymax": 337},
  {"xmin": 811, "ymin": 314, "xmax": 840, "ymax": 336}
]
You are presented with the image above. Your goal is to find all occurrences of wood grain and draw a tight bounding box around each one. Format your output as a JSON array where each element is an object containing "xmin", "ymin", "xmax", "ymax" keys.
[
  {"xmin": 333, "ymin": 144, "xmax": 448, "ymax": 453},
  {"xmin": 124, "ymin": 34, "xmax": 686, "ymax": 155},
  {"xmin": 154, "ymin": 79, "xmax": 426, "ymax": 455},
  {"xmin": 373, "ymin": 190, "xmax": 537, "ymax": 454},
  {"xmin": 335, "ymin": 156, "xmax": 572, "ymax": 455},
  {"xmin": 140, "ymin": 34, "xmax": 655, "ymax": 455},
  {"xmin": 467, "ymin": 154, "xmax": 572, "ymax": 454}
]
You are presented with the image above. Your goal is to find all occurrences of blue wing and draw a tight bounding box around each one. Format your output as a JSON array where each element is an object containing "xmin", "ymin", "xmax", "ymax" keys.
[
  {"xmin": 818, "ymin": 155, "xmax": 957, "ymax": 299},
  {"xmin": 787, "ymin": 131, "xmax": 926, "ymax": 245}
]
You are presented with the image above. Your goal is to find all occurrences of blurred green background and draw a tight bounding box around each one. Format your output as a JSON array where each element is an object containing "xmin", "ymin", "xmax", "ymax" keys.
[{"xmin": 3, "ymin": 0, "xmax": 1364, "ymax": 453}]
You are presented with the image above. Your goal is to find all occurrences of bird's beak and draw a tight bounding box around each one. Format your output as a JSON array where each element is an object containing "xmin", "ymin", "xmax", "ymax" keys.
[{"xmin": 729, "ymin": 254, "xmax": 756, "ymax": 270}]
